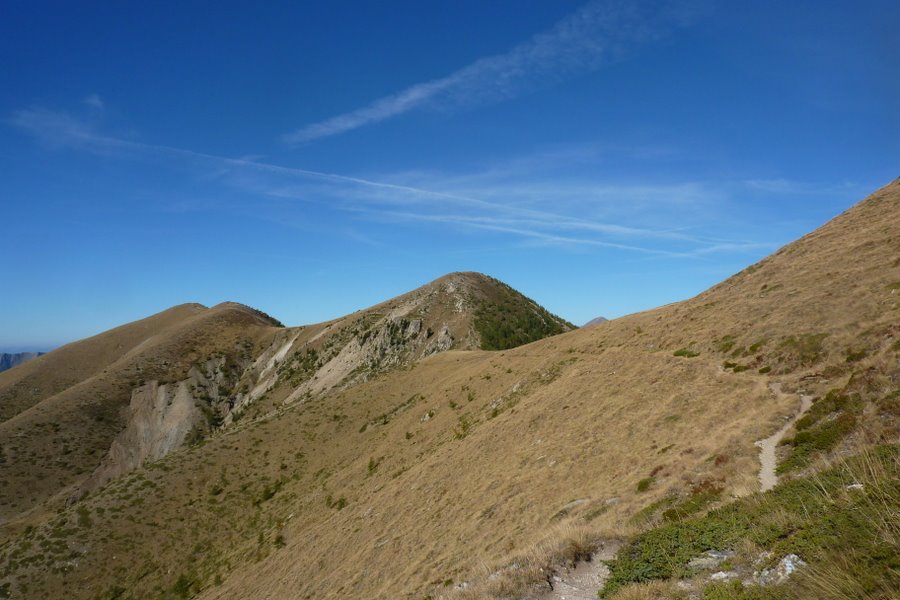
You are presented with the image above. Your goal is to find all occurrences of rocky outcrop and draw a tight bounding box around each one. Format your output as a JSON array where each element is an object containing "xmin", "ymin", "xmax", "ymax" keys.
[
  {"xmin": 77, "ymin": 379, "xmax": 202, "ymax": 497},
  {"xmin": 223, "ymin": 330, "xmax": 301, "ymax": 424},
  {"xmin": 284, "ymin": 316, "xmax": 438, "ymax": 403},
  {"xmin": 77, "ymin": 357, "xmax": 239, "ymax": 497}
]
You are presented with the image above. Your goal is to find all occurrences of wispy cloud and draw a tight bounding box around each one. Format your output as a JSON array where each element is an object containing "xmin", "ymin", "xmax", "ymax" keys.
[
  {"xmin": 83, "ymin": 94, "xmax": 104, "ymax": 110},
  {"xmin": 10, "ymin": 108, "xmax": 108, "ymax": 150},
  {"xmin": 742, "ymin": 178, "xmax": 861, "ymax": 195},
  {"xmin": 283, "ymin": 0, "xmax": 704, "ymax": 143},
  {"xmin": 10, "ymin": 105, "xmax": 774, "ymax": 258}
]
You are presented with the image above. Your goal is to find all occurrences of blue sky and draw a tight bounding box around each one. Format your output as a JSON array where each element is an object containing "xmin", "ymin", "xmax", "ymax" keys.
[{"xmin": 1, "ymin": 1, "xmax": 898, "ymax": 350}]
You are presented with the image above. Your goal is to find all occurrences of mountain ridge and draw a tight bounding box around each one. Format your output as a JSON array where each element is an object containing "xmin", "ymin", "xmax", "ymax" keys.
[
  {"xmin": 0, "ymin": 181, "xmax": 897, "ymax": 599},
  {"xmin": 0, "ymin": 271, "xmax": 572, "ymax": 523}
]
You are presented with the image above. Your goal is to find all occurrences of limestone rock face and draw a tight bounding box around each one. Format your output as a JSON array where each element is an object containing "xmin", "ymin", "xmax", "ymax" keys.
[
  {"xmin": 77, "ymin": 357, "xmax": 235, "ymax": 497},
  {"xmin": 78, "ymin": 380, "xmax": 201, "ymax": 496}
]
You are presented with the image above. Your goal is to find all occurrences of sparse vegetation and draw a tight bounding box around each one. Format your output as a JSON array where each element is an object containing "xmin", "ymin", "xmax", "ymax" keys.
[
  {"xmin": 454, "ymin": 414, "xmax": 473, "ymax": 440},
  {"xmin": 778, "ymin": 333, "xmax": 828, "ymax": 368},
  {"xmin": 602, "ymin": 446, "xmax": 899, "ymax": 598}
]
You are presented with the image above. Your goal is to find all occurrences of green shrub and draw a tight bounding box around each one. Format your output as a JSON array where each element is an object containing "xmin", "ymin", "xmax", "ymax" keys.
[
  {"xmin": 454, "ymin": 415, "xmax": 473, "ymax": 440},
  {"xmin": 170, "ymin": 572, "xmax": 198, "ymax": 599},
  {"xmin": 845, "ymin": 348, "xmax": 867, "ymax": 363},
  {"xmin": 714, "ymin": 335, "xmax": 736, "ymax": 353},
  {"xmin": 636, "ymin": 477, "xmax": 655, "ymax": 492},
  {"xmin": 748, "ymin": 339, "xmax": 766, "ymax": 353},
  {"xmin": 673, "ymin": 348, "xmax": 700, "ymax": 358},
  {"xmin": 778, "ymin": 333, "xmax": 828, "ymax": 367},
  {"xmin": 779, "ymin": 390, "xmax": 862, "ymax": 473}
]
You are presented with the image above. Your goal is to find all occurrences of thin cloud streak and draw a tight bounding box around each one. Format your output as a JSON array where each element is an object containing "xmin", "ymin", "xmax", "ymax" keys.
[
  {"xmin": 351, "ymin": 208, "xmax": 772, "ymax": 258},
  {"xmin": 84, "ymin": 94, "xmax": 104, "ymax": 110},
  {"xmin": 10, "ymin": 106, "xmax": 768, "ymax": 259},
  {"xmin": 283, "ymin": 0, "xmax": 703, "ymax": 143}
]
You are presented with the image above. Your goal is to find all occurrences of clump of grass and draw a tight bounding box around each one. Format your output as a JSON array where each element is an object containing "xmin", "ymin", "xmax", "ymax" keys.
[
  {"xmin": 714, "ymin": 335, "xmax": 737, "ymax": 354},
  {"xmin": 661, "ymin": 487, "xmax": 722, "ymax": 523},
  {"xmin": 325, "ymin": 495, "xmax": 347, "ymax": 510},
  {"xmin": 75, "ymin": 505, "xmax": 92, "ymax": 528},
  {"xmin": 748, "ymin": 339, "xmax": 767, "ymax": 353},
  {"xmin": 254, "ymin": 477, "xmax": 285, "ymax": 505},
  {"xmin": 630, "ymin": 496, "xmax": 677, "ymax": 525},
  {"xmin": 636, "ymin": 477, "xmax": 655, "ymax": 493},
  {"xmin": 673, "ymin": 349, "xmax": 700, "ymax": 358},
  {"xmin": 454, "ymin": 415, "xmax": 473, "ymax": 440},
  {"xmin": 169, "ymin": 572, "xmax": 199, "ymax": 600},
  {"xmin": 778, "ymin": 333, "xmax": 828, "ymax": 368},
  {"xmin": 845, "ymin": 348, "xmax": 867, "ymax": 363}
]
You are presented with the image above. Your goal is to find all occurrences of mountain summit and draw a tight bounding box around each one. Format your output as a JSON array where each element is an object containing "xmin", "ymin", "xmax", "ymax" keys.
[{"xmin": 0, "ymin": 272, "xmax": 571, "ymax": 518}]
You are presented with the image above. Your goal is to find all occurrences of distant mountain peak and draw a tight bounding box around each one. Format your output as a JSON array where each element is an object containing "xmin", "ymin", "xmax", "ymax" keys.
[
  {"xmin": 0, "ymin": 351, "xmax": 44, "ymax": 373},
  {"xmin": 583, "ymin": 316, "xmax": 609, "ymax": 327}
]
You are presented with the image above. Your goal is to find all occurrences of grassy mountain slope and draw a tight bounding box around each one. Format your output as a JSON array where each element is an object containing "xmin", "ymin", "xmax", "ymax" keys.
[
  {"xmin": 0, "ymin": 182, "xmax": 897, "ymax": 599},
  {"xmin": 0, "ymin": 303, "xmax": 206, "ymax": 422},
  {"xmin": 0, "ymin": 272, "xmax": 571, "ymax": 532},
  {"xmin": 0, "ymin": 303, "xmax": 280, "ymax": 525}
]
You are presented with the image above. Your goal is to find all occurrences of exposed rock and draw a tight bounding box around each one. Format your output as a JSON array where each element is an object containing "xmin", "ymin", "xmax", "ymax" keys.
[
  {"xmin": 688, "ymin": 550, "xmax": 734, "ymax": 571},
  {"xmin": 77, "ymin": 356, "xmax": 238, "ymax": 498},
  {"xmin": 551, "ymin": 498, "xmax": 590, "ymax": 520},
  {"xmin": 225, "ymin": 330, "xmax": 300, "ymax": 423},
  {"xmin": 77, "ymin": 380, "xmax": 201, "ymax": 497},
  {"xmin": 426, "ymin": 324, "xmax": 454, "ymax": 355},
  {"xmin": 755, "ymin": 554, "xmax": 806, "ymax": 586}
]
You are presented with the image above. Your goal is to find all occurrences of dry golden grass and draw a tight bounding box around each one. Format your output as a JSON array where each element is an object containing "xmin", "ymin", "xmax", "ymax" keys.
[
  {"xmin": 608, "ymin": 581, "xmax": 685, "ymax": 600},
  {"xmin": 0, "ymin": 180, "xmax": 897, "ymax": 599}
]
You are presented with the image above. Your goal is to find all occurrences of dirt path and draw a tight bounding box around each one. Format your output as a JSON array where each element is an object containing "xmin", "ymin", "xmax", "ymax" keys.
[
  {"xmin": 531, "ymin": 541, "xmax": 622, "ymax": 600},
  {"xmin": 755, "ymin": 391, "xmax": 813, "ymax": 492}
]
